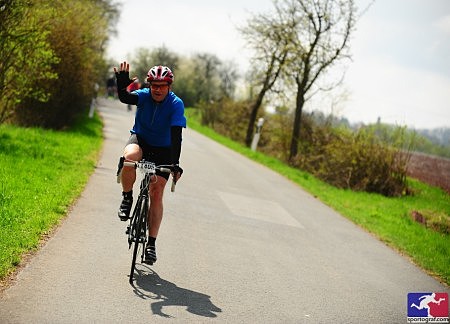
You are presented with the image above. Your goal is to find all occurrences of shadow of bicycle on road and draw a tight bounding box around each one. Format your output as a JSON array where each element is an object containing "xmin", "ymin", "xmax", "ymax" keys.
[{"xmin": 130, "ymin": 266, "xmax": 222, "ymax": 319}]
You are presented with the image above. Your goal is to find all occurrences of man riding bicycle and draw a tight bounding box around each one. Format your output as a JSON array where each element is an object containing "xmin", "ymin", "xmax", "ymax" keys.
[{"xmin": 114, "ymin": 62, "xmax": 186, "ymax": 264}]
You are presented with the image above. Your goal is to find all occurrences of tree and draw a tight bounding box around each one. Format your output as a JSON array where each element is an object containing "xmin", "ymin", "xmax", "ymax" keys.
[
  {"xmin": 189, "ymin": 53, "xmax": 241, "ymax": 126},
  {"xmin": 14, "ymin": 0, "xmax": 119, "ymax": 128},
  {"xmin": 130, "ymin": 47, "xmax": 156, "ymax": 82},
  {"xmin": 130, "ymin": 45, "xmax": 180, "ymax": 87},
  {"xmin": 217, "ymin": 61, "xmax": 238, "ymax": 100},
  {"xmin": 150, "ymin": 45, "xmax": 180, "ymax": 72},
  {"xmin": 239, "ymin": 7, "xmax": 294, "ymax": 147},
  {"xmin": 191, "ymin": 53, "xmax": 221, "ymax": 104},
  {"xmin": 280, "ymin": 0, "xmax": 357, "ymax": 160},
  {"xmin": 0, "ymin": 0, "xmax": 58, "ymax": 122},
  {"xmin": 173, "ymin": 57, "xmax": 198, "ymax": 107}
]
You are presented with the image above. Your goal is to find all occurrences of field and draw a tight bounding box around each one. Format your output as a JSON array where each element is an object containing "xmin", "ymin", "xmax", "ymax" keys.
[{"xmin": 407, "ymin": 152, "xmax": 450, "ymax": 194}]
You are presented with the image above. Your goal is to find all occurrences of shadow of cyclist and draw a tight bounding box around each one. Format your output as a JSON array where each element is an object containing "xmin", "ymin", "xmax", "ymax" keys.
[{"xmin": 131, "ymin": 266, "xmax": 222, "ymax": 318}]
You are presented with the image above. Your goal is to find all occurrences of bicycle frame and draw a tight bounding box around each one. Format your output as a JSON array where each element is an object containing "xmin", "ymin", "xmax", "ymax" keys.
[
  {"xmin": 120, "ymin": 160, "xmax": 173, "ymax": 284},
  {"xmin": 128, "ymin": 174, "xmax": 150, "ymax": 283}
]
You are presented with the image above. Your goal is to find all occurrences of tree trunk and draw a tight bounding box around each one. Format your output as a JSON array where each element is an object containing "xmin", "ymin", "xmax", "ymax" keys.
[{"xmin": 289, "ymin": 89, "xmax": 305, "ymax": 161}]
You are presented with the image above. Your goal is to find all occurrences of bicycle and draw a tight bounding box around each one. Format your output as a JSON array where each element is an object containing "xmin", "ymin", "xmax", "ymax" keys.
[{"xmin": 116, "ymin": 157, "xmax": 177, "ymax": 284}]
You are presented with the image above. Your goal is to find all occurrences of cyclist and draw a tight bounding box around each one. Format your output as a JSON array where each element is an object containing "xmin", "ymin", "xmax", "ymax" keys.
[
  {"xmin": 126, "ymin": 78, "xmax": 140, "ymax": 111},
  {"xmin": 114, "ymin": 61, "xmax": 186, "ymax": 264}
]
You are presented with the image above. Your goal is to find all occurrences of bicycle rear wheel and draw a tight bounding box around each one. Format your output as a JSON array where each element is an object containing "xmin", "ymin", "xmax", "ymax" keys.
[{"xmin": 129, "ymin": 196, "xmax": 148, "ymax": 284}]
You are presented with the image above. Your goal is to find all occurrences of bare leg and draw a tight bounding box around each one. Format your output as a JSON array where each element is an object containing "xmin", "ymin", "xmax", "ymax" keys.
[
  {"xmin": 148, "ymin": 175, "xmax": 168, "ymax": 238},
  {"xmin": 121, "ymin": 144, "xmax": 142, "ymax": 191}
]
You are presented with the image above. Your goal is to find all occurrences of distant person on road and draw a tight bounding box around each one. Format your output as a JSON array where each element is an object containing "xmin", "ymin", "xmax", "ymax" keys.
[
  {"xmin": 114, "ymin": 61, "xmax": 186, "ymax": 264},
  {"xmin": 106, "ymin": 76, "xmax": 117, "ymax": 98},
  {"xmin": 125, "ymin": 78, "xmax": 141, "ymax": 111}
]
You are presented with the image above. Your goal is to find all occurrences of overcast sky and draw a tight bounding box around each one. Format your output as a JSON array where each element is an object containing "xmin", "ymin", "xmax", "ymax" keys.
[{"xmin": 107, "ymin": 0, "xmax": 450, "ymax": 129}]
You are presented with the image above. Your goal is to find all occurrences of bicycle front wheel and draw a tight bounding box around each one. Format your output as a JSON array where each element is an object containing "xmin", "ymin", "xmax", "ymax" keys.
[{"xmin": 129, "ymin": 196, "xmax": 148, "ymax": 284}]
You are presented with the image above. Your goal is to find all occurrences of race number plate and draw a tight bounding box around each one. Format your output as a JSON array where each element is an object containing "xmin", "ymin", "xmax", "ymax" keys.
[{"xmin": 137, "ymin": 161, "xmax": 156, "ymax": 174}]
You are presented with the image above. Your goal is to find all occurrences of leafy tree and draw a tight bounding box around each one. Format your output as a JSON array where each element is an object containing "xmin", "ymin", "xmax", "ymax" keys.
[
  {"xmin": 240, "ymin": 0, "xmax": 357, "ymax": 158},
  {"xmin": 128, "ymin": 48, "xmax": 237, "ymax": 109},
  {"xmin": 191, "ymin": 53, "xmax": 221, "ymax": 104},
  {"xmin": 173, "ymin": 57, "xmax": 198, "ymax": 107},
  {"xmin": 129, "ymin": 47, "xmax": 154, "ymax": 83},
  {"xmin": 279, "ymin": 0, "xmax": 357, "ymax": 160},
  {"xmin": 130, "ymin": 45, "xmax": 180, "ymax": 83},
  {"xmin": 239, "ymin": 7, "xmax": 293, "ymax": 146},
  {"xmin": 217, "ymin": 61, "xmax": 238, "ymax": 100},
  {"xmin": 150, "ymin": 45, "xmax": 180, "ymax": 72},
  {"xmin": 191, "ymin": 53, "xmax": 241, "ymax": 125},
  {"xmin": 0, "ymin": 0, "xmax": 58, "ymax": 122},
  {"xmin": 15, "ymin": 0, "xmax": 119, "ymax": 128}
]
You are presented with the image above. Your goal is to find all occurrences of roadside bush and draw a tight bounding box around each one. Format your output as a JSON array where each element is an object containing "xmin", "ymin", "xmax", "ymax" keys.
[
  {"xmin": 248, "ymin": 110, "xmax": 413, "ymax": 196},
  {"xmin": 290, "ymin": 120, "xmax": 412, "ymax": 196},
  {"xmin": 258, "ymin": 106, "xmax": 292, "ymax": 161},
  {"xmin": 198, "ymin": 98, "xmax": 250, "ymax": 143}
]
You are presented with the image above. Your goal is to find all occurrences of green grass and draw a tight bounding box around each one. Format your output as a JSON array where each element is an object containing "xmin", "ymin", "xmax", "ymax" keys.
[
  {"xmin": 0, "ymin": 113, "xmax": 103, "ymax": 279},
  {"xmin": 186, "ymin": 109, "xmax": 450, "ymax": 285}
]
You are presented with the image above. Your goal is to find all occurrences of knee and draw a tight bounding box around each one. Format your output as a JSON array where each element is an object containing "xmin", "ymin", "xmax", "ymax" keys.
[{"xmin": 123, "ymin": 144, "xmax": 142, "ymax": 161}]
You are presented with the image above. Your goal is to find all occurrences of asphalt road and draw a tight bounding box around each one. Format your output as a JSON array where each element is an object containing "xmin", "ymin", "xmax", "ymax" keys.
[{"xmin": 0, "ymin": 98, "xmax": 448, "ymax": 323}]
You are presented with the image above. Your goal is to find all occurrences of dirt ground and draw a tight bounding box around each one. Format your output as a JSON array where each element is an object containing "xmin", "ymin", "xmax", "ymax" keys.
[{"xmin": 407, "ymin": 152, "xmax": 450, "ymax": 194}]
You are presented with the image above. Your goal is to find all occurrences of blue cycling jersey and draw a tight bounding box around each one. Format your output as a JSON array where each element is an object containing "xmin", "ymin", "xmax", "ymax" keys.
[{"xmin": 130, "ymin": 89, "xmax": 186, "ymax": 147}]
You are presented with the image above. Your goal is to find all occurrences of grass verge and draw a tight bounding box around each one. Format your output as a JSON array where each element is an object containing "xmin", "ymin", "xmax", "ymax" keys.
[
  {"xmin": 186, "ymin": 109, "xmax": 450, "ymax": 286},
  {"xmin": 0, "ymin": 113, "xmax": 103, "ymax": 280}
]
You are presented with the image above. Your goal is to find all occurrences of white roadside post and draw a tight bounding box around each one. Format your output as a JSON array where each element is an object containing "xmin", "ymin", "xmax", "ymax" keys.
[
  {"xmin": 89, "ymin": 83, "xmax": 99, "ymax": 118},
  {"xmin": 251, "ymin": 117, "xmax": 265, "ymax": 151}
]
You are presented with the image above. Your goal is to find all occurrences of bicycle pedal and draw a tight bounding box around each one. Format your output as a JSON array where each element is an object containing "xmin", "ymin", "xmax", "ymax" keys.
[{"xmin": 125, "ymin": 226, "xmax": 130, "ymax": 235}]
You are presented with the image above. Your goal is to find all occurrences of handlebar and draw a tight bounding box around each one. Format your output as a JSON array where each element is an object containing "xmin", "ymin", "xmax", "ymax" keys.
[
  {"xmin": 123, "ymin": 161, "xmax": 172, "ymax": 174},
  {"xmin": 117, "ymin": 158, "xmax": 180, "ymax": 192}
]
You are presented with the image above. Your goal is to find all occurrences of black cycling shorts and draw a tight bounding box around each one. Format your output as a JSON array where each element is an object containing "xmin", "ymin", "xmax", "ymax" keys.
[{"xmin": 126, "ymin": 133, "xmax": 171, "ymax": 180}]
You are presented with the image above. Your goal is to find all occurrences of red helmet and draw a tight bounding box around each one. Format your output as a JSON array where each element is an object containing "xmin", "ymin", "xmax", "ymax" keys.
[{"xmin": 146, "ymin": 65, "xmax": 174, "ymax": 84}]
